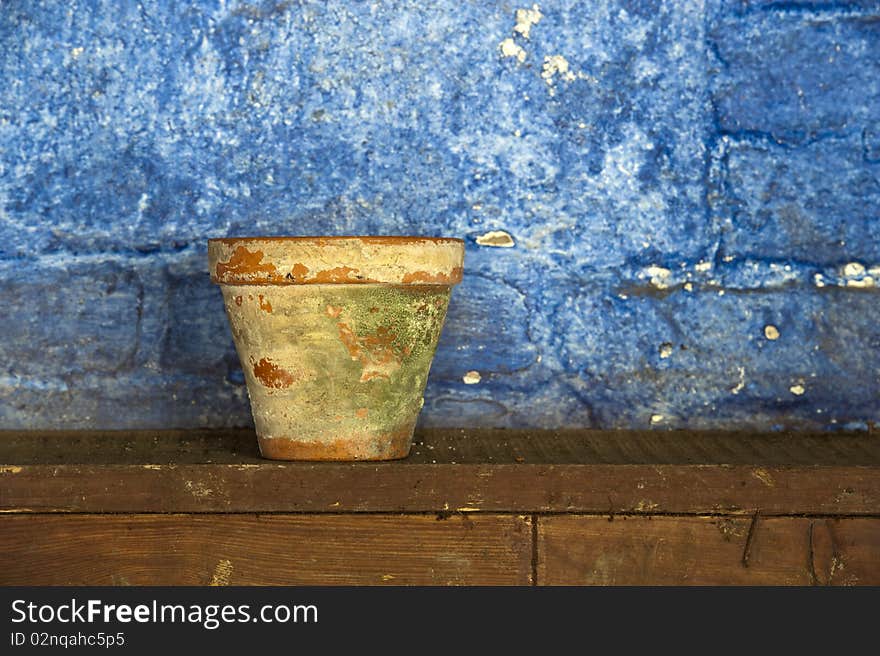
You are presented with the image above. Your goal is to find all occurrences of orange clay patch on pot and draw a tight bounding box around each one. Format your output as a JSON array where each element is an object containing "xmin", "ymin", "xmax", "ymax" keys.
[
  {"xmin": 234, "ymin": 296, "xmax": 243, "ymax": 306},
  {"xmin": 401, "ymin": 266, "xmax": 463, "ymax": 284},
  {"xmin": 325, "ymin": 304, "xmax": 343, "ymax": 318},
  {"xmin": 251, "ymin": 357, "xmax": 296, "ymax": 389},
  {"xmin": 257, "ymin": 426, "xmax": 413, "ymax": 461},
  {"xmin": 258, "ymin": 295, "xmax": 272, "ymax": 313},
  {"xmin": 337, "ymin": 322, "xmax": 402, "ymax": 382},
  {"xmin": 311, "ymin": 266, "xmax": 379, "ymax": 284},
  {"xmin": 289, "ymin": 262, "xmax": 309, "ymax": 281},
  {"xmin": 215, "ymin": 246, "xmax": 279, "ymax": 281},
  {"xmin": 355, "ymin": 408, "xmax": 369, "ymax": 419}
]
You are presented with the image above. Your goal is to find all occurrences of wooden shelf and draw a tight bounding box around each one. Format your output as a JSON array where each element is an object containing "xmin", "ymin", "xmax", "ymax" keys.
[
  {"xmin": 2, "ymin": 428, "xmax": 878, "ymax": 515},
  {"xmin": 2, "ymin": 428, "xmax": 879, "ymax": 585}
]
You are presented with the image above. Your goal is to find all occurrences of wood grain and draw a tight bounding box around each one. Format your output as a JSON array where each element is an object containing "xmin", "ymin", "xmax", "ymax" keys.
[
  {"xmin": 537, "ymin": 516, "xmax": 880, "ymax": 585},
  {"xmin": 0, "ymin": 514, "xmax": 532, "ymax": 586},
  {"xmin": 2, "ymin": 429, "xmax": 878, "ymax": 514}
]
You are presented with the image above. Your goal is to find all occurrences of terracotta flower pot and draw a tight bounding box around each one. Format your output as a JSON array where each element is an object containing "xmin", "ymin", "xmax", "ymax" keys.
[{"xmin": 208, "ymin": 236, "xmax": 464, "ymax": 461}]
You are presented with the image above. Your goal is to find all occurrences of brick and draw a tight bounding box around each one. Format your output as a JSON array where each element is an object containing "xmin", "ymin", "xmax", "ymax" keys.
[
  {"xmin": 0, "ymin": 260, "xmax": 141, "ymax": 376},
  {"xmin": 713, "ymin": 134, "xmax": 880, "ymax": 264},
  {"xmin": 709, "ymin": 4, "xmax": 880, "ymax": 141}
]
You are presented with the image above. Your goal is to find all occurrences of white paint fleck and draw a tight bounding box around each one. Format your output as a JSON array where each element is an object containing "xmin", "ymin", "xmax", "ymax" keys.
[
  {"xmin": 790, "ymin": 384, "xmax": 805, "ymax": 396},
  {"xmin": 659, "ymin": 343, "xmax": 673, "ymax": 359},
  {"xmin": 499, "ymin": 37, "xmax": 526, "ymax": 64},
  {"xmin": 764, "ymin": 325, "xmax": 780, "ymax": 341},
  {"xmin": 475, "ymin": 230, "xmax": 515, "ymax": 248},
  {"xmin": 650, "ymin": 414, "xmax": 664, "ymax": 425},
  {"xmin": 513, "ymin": 4, "xmax": 543, "ymax": 39},
  {"xmin": 644, "ymin": 265, "xmax": 672, "ymax": 289},
  {"xmin": 694, "ymin": 260, "xmax": 712, "ymax": 272},
  {"xmin": 541, "ymin": 55, "xmax": 576, "ymax": 84},
  {"xmin": 843, "ymin": 262, "xmax": 866, "ymax": 277},
  {"xmin": 70, "ymin": 46, "xmax": 84, "ymax": 59},
  {"xmin": 463, "ymin": 371, "xmax": 482, "ymax": 385},
  {"xmin": 813, "ymin": 273, "xmax": 826, "ymax": 288},
  {"xmin": 846, "ymin": 276, "xmax": 875, "ymax": 288},
  {"xmin": 683, "ymin": 282, "xmax": 694, "ymax": 292}
]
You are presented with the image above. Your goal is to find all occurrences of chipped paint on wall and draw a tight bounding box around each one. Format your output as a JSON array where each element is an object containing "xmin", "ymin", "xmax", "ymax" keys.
[
  {"xmin": 463, "ymin": 371, "xmax": 482, "ymax": 385},
  {"xmin": 499, "ymin": 38, "xmax": 527, "ymax": 64},
  {"xmin": 513, "ymin": 5, "xmax": 543, "ymax": 40},
  {"xmin": 475, "ymin": 230, "xmax": 515, "ymax": 248}
]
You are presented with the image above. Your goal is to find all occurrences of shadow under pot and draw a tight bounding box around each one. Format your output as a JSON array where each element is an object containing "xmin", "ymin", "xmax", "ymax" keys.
[{"xmin": 208, "ymin": 235, "xmax": 465, "ymax": 461}]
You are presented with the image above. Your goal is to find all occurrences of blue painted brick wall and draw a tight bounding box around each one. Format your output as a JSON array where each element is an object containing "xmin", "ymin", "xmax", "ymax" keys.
[{"xmin": 1, "ymin": 0, "xmax": 878, "ymax": 430}]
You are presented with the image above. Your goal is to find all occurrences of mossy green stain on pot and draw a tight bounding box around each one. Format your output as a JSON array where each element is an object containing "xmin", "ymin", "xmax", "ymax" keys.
[{"xmin": 220, "ymin": 283, "xmax": 453, "ymax": 460}]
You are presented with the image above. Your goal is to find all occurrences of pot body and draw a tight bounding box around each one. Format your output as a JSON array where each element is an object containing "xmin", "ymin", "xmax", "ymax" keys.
[{"xmin": 209, "ymin": 237, "xmax": 463, "ymax": 460}]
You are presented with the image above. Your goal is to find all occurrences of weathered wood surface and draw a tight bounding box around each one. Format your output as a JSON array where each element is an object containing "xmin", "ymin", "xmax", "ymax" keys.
[
  {"xmin": 537, "ymin": 516, "xmax": 880, "ymax": 585},
  {"xmin": 0, "ymin": 514, "xmax": 532, "ymax": 586},
  {"xmin": 4, "ymin": 427, "xmax": 879, "ymax": 465},
  {"xmin": 2, "ymin": 428, "xmax": 879, "ymax": 514}
]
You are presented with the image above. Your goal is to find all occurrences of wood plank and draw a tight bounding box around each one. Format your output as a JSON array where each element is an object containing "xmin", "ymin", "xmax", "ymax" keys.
[
  {"xmin": 2, "ymin": 462, "xmax": 877, "ymax": 515},
  {"xmin": 537, "ymin": 516, "xmax": 880, "ymax": 585},
  {"xmin": 2, "ymin": 429, "xmax": 878, "ymax": 514},
  {"xmin": 0, "ymin": 514, "xmax": 532, "ymax": 586}
]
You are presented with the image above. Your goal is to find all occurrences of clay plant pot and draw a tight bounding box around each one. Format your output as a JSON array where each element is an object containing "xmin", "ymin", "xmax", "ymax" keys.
[{"xmin": 208, "ymin": 236, "xmax": 464, "ymax": 461}]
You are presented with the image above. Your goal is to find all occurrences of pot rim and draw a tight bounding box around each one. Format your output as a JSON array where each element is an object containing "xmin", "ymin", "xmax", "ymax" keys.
[
  {"xmin": 208, "ymin": 235, "xmax": 465, "ymax": 286},
  {"xmin": 209, "ymin": 235, "xmax": 464, "ymax": 246}
]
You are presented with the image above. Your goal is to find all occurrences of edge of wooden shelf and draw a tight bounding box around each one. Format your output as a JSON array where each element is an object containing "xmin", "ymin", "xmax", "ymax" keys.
[{"xmin": 2, "ymin": 428, "xmax": 878, "ymax": 514}]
